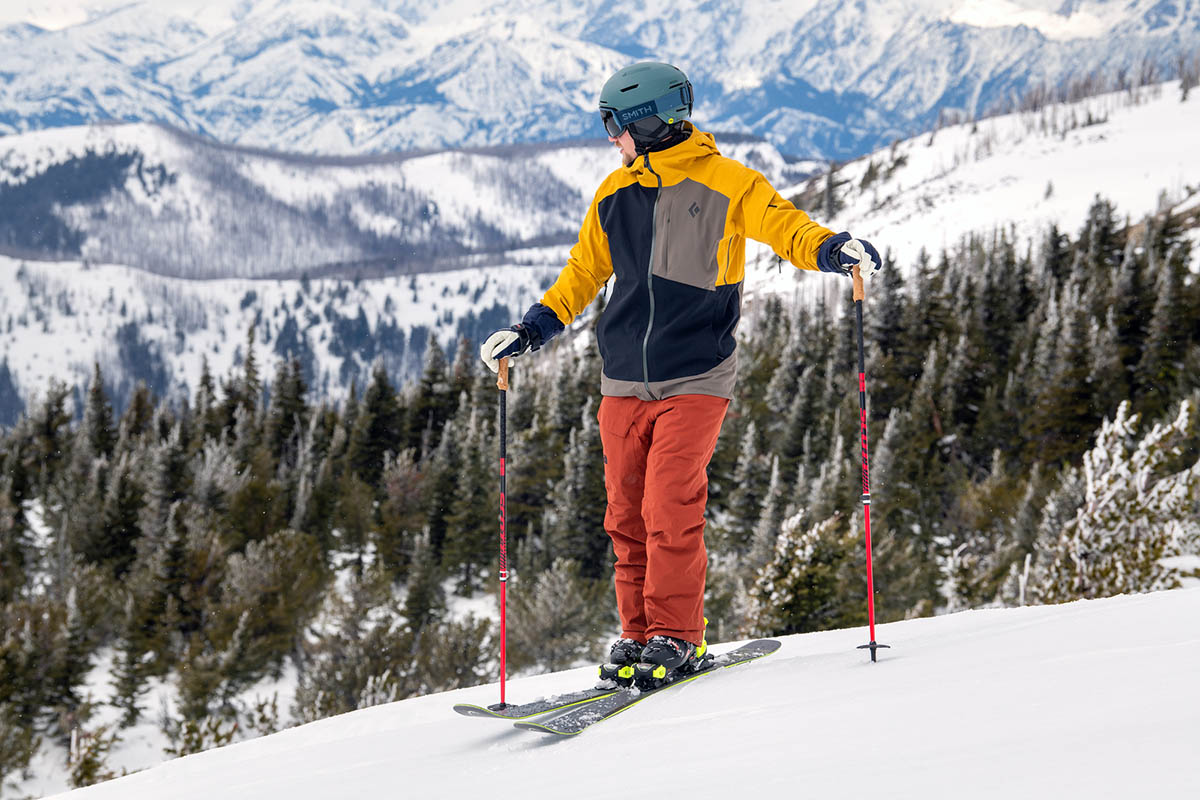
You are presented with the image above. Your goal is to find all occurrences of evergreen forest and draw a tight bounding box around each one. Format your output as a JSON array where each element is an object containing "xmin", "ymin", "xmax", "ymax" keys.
[{"xmin": 1, "ymin": 194, "xmax": 1199, "ymax": 790}]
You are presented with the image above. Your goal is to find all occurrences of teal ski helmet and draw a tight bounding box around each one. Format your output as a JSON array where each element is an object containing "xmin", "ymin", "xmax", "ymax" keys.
[{"xmin": 598, "ymin": 62, "xmax": 693, "ymax": 139}]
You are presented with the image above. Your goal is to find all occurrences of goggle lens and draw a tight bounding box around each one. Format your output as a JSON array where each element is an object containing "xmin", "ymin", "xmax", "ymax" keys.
[{"xmin": 600, "ymin": 108, "xmax": 624, "ymax": 138}]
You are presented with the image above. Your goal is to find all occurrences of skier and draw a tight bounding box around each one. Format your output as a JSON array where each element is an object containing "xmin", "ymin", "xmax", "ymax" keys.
[{"xmin": 480, "ymin": 61, "xmax": 881, "ymax": 684}]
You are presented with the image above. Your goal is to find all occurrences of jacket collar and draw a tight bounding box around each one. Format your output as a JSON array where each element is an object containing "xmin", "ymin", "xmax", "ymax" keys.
[{"xmin": 624, "ymin": 123, "xmax": 720, "ymax": 180}]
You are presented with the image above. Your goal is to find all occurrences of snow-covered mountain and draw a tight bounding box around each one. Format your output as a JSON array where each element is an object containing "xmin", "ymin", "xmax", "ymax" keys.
[
  {"xmin": 1, "ymin": 0, "xmax": 1197, "ymax": 159},
  {"xmin": 810, "ymin": 80, "xmax": 1200, "ymax": 271},
  {"xmin": 35, "ymin": 587, "xmax": 1200, "ymax": 799},
  {"xmin": 0, "ymin": 121, "xmax": 803, "ymax": 279}
]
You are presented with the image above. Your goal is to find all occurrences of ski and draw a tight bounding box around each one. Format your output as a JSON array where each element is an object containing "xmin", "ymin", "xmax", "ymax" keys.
[
  {"xmin": 513, "ymin": 639, "xmax": 781, "ymax": 736},
  {"xmin": 452, "ymin": 686, "xmax": 618, "ymax": 720}
]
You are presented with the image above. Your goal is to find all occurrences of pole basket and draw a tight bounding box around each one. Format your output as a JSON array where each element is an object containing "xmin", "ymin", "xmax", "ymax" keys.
[{"xmin": 857, "ymin": 641, "xmax": 891, "ymax": 663}]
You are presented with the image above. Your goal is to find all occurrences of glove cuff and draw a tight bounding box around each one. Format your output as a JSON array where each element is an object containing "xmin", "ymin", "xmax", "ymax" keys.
[
  {"xmin": 816, "ymin": 232, "xmax": 853, "ymax": 275},
  {"xmin": 520, "ymin": 303, "xmax": 566, "ymax": 351}
]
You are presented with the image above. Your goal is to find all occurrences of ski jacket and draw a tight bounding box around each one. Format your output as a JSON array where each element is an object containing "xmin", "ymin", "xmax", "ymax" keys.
[{"xmin": 539, "ymin": 124, "xmax": 834, "ymax": 400}]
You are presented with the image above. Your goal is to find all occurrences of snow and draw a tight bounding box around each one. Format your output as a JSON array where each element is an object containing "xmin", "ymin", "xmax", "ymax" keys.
[
  {"xmin": 793, "ymin": 81, "xmax": 1200, "ymax": 275},
  {"xmin": 0, "ymin": 254, "xmax": 559, "ymax": 406},
  {"xmin": 41, "ymin": 588, "xmax": 1200, "ymax": 799}
]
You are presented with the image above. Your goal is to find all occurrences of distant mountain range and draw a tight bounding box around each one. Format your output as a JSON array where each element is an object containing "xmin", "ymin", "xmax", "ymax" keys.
[
  {"xmin": 1, "ymin": 0, "xmax": 1197, "ymax": 160},
  {"xmin": 0, "ymin": 121, "xmax": 805, "ymax": 278}
]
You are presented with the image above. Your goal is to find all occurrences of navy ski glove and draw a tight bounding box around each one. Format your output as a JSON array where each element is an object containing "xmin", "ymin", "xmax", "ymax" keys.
[
  {"xmin": 479, "ymin": 303, "xmax": 565, "ymax": 374},
  {"xmin": 817, "ymin": 232, "xmax": 882, "ymax": 278}
]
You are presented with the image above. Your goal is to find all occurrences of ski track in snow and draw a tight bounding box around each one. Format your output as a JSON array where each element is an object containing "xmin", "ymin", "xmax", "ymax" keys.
[{"xmin": 39, "ymin": 588, "xmax": 1200, "ymax": 799}]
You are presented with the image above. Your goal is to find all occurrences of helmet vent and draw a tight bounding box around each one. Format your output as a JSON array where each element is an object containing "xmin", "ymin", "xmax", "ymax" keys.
[{"xmin": 620, "ymin": 84, "xmax": 639, "ymax": 92}]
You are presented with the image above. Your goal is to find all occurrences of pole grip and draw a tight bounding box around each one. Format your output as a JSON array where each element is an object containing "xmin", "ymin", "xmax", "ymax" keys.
[
  {"xmin": 497, "ymin": 357, "xmax": 509, "ymax": 391},
  {"xmin": 853, "ymin": 262, "xmax": 865, "ymax": 302}
]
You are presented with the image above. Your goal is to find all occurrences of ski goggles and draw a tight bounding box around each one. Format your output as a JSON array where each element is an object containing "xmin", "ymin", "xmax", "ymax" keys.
[{"xmin": 599, "ymin": 83, "xmax": 693, "ymax": 138}]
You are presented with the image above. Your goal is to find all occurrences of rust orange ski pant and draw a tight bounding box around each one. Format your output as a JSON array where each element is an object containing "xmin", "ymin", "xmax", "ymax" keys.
[{"xmin": 597, "ymin": 394, "xmax": 729, "ymax": 646}]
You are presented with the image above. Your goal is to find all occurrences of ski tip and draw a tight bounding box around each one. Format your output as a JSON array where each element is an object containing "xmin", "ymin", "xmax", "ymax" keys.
[
  {"xmin": 513, "ymin": 721, "xmax": 577, "ymax": 736},
  {"xmin": 452, "ymin": 704, "xmax": 497, "ymax": 718}
]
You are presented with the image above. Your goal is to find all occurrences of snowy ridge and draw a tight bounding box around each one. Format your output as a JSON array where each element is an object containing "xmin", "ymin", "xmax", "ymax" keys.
[
  {"xmin": 0, "ymin": 0, "xmax": 1197, "ymax": 158},
  {"xmin": 43, "ymin": 588, "xmax": 1200, "ymax": 799},
  {"xmin": 781, "ymin": 81, "xmax": 1200, "ymax": 276},
  {"xmin": 0, "ymin": 254, "xmax": 559, "ymax": 418},
  {"xmin": 0, "ymin": 121, "xmax": 804, "ymax": 279}
]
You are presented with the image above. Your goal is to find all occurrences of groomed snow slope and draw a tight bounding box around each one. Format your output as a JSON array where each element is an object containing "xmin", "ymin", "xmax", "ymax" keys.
[{"xmin": 51, "ymin": 588, "xmax": 1200, "ymax": 799}]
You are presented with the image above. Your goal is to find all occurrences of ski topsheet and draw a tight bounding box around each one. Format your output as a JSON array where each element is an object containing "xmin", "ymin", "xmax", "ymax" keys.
[
  {"xmin": 452, "ymin": 686, "xmax": 618, "ymax": 720},
  {"xmin": 513, "ymin": 639, "xmax": 781, "ymax": 736}
]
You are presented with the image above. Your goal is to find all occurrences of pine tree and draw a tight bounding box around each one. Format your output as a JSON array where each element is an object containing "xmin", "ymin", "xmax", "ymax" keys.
[
  {"xmin": 1135, "ymin": 239, "xmax": 1189, "ymax": 421},
  {"xmin": 544, "ymin": 398, "xmax": 609, "ymax": 579},
  {"xmin": 84, "ymin": 452, "xmax": 144, "ymax": 579},
  {"xmin": 441, "ymin": 402, "xmax": 495, "ymax": 592},
  {"xmin": 722, "ymin": 421, "xmax": 771, "ymax": 553},
  {"xmin": 1022, "ymin": 281, "xmax": 1098, "ymax": 466},
  {"xmin": 404, "ymin": 530, "xmax": 445, "ymax": 634},
  {"xmin": 1031, "ymin": 400, "xmax": 1200, "ymax": 603},
  {"xmin": 119, "ymin": 382, "xmax": 155, "ymax": 443},
  {"xmin": 346, "ymin": 361, "xmax": 403, "ymax": 486},
  {"xmin": 506, "ymin": 557, "xmax": 612, "ymax": 672},
  {"xmin": 407, "ymin": 338, "xmax": 450, "ymax": 456},
  {"xmin": 746, "ymin": 512, "xmax": 859, "ymax": 636},
  {"xmin": 748, "ymin": 456, "xmax": 788, "ymax": 569},
  {"xmin": 140, "ymin": 423, "xmax": 190, "ymax": 543},
  {"xmin": 82, "ymin": 363, "xmax": 115, "ymax": 461},
  {"xmin": 265, "ymin": 356, "xmax": 308, "ymax": 469}
]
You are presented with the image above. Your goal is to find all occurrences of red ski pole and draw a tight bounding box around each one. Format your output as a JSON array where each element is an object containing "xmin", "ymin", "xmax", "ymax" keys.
[
  {"xmin": 495, "ymin": 357, "xmax": 510, "ymax": 706},
  {"xmin": 852, "ymin": 263, "xmax": 889, "ymax": 662}
]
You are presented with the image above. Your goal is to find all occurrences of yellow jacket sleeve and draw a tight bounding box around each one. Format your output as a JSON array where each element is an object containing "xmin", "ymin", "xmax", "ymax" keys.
[
  {"xmin": 539, "ymin": 187, "xmax": 614, "ymax": 325},
  {"xmin": 738, "ymin": 172, "xmax": 834, "ymax": 271}
]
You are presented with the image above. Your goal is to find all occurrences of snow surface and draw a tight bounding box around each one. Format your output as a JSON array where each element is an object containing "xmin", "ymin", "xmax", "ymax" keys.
[{"xmin": 44, "ymin": 588, "xmax": 1200, "ymax": 799}]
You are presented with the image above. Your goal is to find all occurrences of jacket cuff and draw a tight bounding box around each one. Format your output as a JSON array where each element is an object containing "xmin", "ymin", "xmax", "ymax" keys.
[{"xmin": 521, "ymin": 303, "xmax": 566, "ymax": 351}]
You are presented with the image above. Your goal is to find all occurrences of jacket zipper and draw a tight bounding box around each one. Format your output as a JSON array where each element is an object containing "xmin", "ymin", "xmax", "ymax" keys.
[{"xmin": 641, "ymin": 152, "xmax": 663, "ymax": 400}]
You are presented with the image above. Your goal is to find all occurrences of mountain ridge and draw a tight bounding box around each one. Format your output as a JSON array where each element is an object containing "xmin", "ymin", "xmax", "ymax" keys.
[{"xmin": 2, "ymin": 0, "xmax": 1197, "ymax": 159}]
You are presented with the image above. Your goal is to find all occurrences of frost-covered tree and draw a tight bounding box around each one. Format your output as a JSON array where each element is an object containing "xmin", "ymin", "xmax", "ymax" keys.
[
  {"xmin": 723, "ymin": 421, "xmax": 771, "ymax": 552},
  {"xmin": 82, "ymin": 363, "xmax": 115, "ymax": 461},
  {"xmin": 745, "ymin": 511, "xmax": 858, "ymax": 637},
  {"xmin": 1031, "ymin": 399, "xmax": 1200, "ymax": 603},
  {"xmin": 506, "ymin": 557, "xmax": 612, "ymax": 673},
  {"xmin": 544, "ymin": 398, "xmax": 609, "ymax": 579}
]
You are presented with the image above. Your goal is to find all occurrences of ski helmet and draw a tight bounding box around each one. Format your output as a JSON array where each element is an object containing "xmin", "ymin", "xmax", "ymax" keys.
[{"xmin": 598, "ymin": 62, "xmax": 693, "ymax": 140}]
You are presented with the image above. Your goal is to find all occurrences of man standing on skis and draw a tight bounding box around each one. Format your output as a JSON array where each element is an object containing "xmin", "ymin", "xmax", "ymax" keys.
[{"xmin": 480, "ymin": 62, "xmax": 881, "ymax": 684}]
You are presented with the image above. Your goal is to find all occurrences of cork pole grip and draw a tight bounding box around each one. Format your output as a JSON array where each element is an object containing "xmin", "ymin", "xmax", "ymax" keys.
[
  {"xmin": 497, "ymin": 357, "xmax": 509, "ymax": 391},
  {"xmin": 853, "ymin": 262, "xmax": 865, "ymax": 302}
]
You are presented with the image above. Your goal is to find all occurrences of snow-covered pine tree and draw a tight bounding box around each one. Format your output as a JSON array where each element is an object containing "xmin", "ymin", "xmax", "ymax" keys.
[
  {"xmin": 82, "ymin": 363, "xmax": 115, "ymax": 461},
  {"xmin": 443, "ymin": 399, "xmax": 496, "ymax": 592},
  {"xmin": 1031, "ymin": 399, "xmax": 1200, "ymax": 603},
  {"xmin": 745, "ymin": 510, "xmax": 857, "ymax": 637},
  {"xmin": 748, "ymin": 456, "xmax": 787, "ymax": 569},
  {"xmin": 722, "ymin": 421, "xmax": 771, "ymax": 552},
  {"xmin": 506, "ymin": 557, "xmax": 611, "ymax": 673},
  {"xmin": 544, "ymin": 397, "xmax": 609, "ymax": 579}
]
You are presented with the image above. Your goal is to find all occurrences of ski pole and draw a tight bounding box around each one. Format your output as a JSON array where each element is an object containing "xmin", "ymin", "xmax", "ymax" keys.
[
  {"xmin": 852, "ymin": 262, "xmax": 889, "ymax": 662},
  {"xmin": 496, "ymin": 356, "xmax": 510, "ymax": 707}
]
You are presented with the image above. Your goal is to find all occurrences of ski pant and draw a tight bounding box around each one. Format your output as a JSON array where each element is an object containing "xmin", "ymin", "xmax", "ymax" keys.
[{"xmin": 597, "ymin": 393, "xmax": 729, "ymax": 646}]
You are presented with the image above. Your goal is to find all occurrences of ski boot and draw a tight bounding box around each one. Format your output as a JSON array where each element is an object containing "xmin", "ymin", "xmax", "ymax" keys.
[
  {"xmin": 597, "ymin": 638, "xmax": 645, "ymax": 688},
  {"xmin": 632, "ymin": 621, "xmax": 713, "ymax": 691}
]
